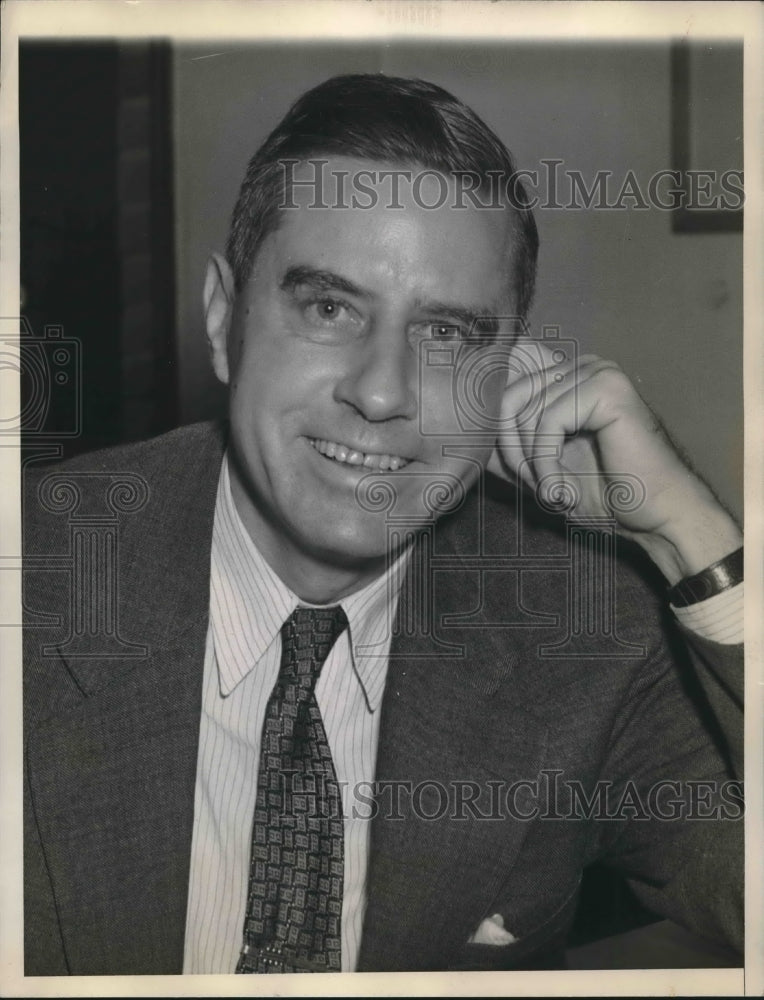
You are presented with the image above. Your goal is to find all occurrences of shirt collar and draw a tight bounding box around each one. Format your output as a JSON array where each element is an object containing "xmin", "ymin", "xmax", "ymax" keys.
[{"xmin": 210, "ymin": 452, "xmax": 410, "ymax": 709}]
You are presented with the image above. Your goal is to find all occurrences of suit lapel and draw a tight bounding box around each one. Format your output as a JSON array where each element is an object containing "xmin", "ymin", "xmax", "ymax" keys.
[
  {"xmin": 358, "ymin": 515, "xmax": 549, "ymax": 972},
  {"xmin": 26, "ymin": 423, "xmax": 224, "ymax": 974}
]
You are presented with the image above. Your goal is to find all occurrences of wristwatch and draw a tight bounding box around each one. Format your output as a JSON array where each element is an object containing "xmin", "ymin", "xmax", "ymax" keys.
[{"xmin": 667, "ymin": 546, "xmax": 744, "ymax": 608}]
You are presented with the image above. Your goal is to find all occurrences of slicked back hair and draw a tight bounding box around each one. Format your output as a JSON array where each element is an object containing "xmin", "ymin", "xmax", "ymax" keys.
[{"xmin": 225, "ymin": 73, "xmax": 539, "ymax": 320}]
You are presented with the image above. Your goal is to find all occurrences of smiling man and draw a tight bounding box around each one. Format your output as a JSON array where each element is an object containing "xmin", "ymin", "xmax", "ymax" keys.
[
  {"xmin": 204, "ymin": 156, "xmax": 517, "ymax": 600},
  {"xmin": 23, "ymin": 74, "xmax": 743, "ymax": 976}
]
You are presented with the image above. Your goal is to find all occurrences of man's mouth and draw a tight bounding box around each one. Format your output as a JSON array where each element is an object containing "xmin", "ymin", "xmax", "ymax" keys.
[{"xmin": 307, "ymin": 437, "xmax": 411, "ymax": 471}]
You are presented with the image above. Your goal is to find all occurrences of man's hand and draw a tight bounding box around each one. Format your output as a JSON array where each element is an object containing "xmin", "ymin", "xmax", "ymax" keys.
[{"xmin": 488, "ymin": 341, "xmax": 742, "ymax": 585}]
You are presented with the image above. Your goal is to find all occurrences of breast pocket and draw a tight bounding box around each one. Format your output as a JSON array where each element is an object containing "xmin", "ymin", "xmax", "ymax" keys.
[{"xmin": 449, "ymin": 878, "xmax": 583, "ymax": 971}]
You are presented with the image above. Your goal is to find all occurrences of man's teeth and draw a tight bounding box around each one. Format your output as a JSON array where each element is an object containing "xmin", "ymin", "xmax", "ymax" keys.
[{"xmin": 309, "ymin": 438, "xmax": 410, "ymax": 471}]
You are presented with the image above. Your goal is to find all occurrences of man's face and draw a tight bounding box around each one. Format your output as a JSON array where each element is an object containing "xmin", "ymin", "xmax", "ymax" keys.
[{"xmin": 206, "ymin": 156, "xmax": 517, "ymax": 592}]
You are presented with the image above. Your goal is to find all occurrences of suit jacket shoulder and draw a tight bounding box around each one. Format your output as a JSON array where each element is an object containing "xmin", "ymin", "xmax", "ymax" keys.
[{"xmin": 24, "ymin": 421, "xmax": 225, "ymax": 716}]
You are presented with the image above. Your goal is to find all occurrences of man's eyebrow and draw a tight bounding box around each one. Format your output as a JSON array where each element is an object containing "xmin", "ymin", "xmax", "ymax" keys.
[
  {"xmin": 415, "ymin": 297, "xmax": 500, "ymax": 330},
  {"xmin": 280, "ymin": 267, "xmax": 500, "ymax": 331},
  {"xmin": 280, "ymin": 265, "xmax": 370, "ymax": 300}
]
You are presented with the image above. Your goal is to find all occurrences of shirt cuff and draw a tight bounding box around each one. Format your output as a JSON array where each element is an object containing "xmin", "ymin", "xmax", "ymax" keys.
[{"xmin": 671, "ymin": 582, "xmax": 744, "ymax": 644}]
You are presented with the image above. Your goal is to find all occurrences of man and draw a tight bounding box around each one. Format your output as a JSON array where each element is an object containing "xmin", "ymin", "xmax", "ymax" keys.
[{"xmin": 23, "ymin": 73, "xmax": 743, "ymax": 975}]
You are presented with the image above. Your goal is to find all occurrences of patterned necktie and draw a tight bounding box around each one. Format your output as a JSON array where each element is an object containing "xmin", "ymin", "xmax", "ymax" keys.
[{"xmin": 236, "ymin": 605, "xmax": 348, "ymax": 974}]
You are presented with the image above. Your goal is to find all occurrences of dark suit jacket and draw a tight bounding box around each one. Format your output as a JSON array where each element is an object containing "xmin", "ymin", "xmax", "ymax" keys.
[{"xmin": 23, "ymin": 422, "xmax": 743, "ymax": 975}]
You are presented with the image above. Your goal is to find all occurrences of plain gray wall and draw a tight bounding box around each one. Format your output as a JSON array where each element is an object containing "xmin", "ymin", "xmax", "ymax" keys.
[{"xmin": 172, "ymin": 41, "xmax": 743, "ymax": 520}]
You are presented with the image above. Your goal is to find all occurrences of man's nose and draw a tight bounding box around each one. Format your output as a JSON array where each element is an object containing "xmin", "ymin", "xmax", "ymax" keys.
[{"xmin": 333, "ymin": 324, "xmax": 418, "ymax": 422}]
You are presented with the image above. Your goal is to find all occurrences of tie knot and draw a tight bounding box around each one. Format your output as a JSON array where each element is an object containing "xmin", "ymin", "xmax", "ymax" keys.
[{"xmin": 279, "ymin": 605, "xmax": 349, "ymax": 685}]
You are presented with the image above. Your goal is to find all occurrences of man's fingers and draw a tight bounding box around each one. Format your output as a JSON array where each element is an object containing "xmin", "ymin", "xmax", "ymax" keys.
[
  {"xmin": 503, "ymin": 346, "xmax": 620, "ymax": 432},
  {"xmin": 496, "ymin": 346, "xmax": 650, "ymax": 509},
  {"xmin": 526, "ymin": 359, "xmax": 642, "ymax": 444},
  {"xmin": 491, "ymin": 406, "xmax": 537, "ymax": 489}
]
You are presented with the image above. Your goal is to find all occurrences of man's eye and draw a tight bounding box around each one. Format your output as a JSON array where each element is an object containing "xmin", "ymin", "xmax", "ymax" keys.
[
  {"xmin": 305, "ymin": 298, "xmax": 354, "ymax": 326},
  {"xmin": 316, "ymin": 299, "xmax": 341, "ymax": 319},
  {"xmin": 431, "ymin": 323, "xmax": 464, "ymax": 341}
]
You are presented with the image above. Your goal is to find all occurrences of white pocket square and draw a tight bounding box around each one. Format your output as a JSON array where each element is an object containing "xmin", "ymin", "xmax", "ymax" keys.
[{"xmin": 468, "ymin": 913, "xmax": 518, "ymax": 946}]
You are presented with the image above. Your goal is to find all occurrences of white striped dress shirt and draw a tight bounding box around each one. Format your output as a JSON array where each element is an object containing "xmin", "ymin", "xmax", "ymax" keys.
[
  {"xmin": 183, "ymin": 454, "xmax": 409, "ymax": 973},
  {"xmin": 672, "ymin": 583, "xmax": 744, "ymax": 644}
]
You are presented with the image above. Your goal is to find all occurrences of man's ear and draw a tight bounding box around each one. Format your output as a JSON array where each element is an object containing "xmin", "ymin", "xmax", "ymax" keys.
[{"xmin": 204, "ymin": 252, "xmax": 236, "ymax": 385}]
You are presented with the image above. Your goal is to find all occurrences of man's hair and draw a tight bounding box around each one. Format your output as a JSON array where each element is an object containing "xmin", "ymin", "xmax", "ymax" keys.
[{"xmin": 225, "ymin": 73, "xmax": 539, "ymax": 319}]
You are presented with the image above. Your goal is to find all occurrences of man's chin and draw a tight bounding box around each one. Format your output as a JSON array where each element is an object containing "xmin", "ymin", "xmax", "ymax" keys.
[
  {"xmin": 306, "ymin": 531, "xmax": 397, "ymax": 570},
  {"xmin": 295, "ymin": 515, "xmax": 410, "ymax": 571}
]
